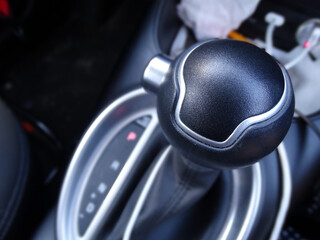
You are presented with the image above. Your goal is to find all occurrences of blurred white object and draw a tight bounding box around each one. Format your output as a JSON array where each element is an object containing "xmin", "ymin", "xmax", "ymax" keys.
[
  {"xmin": 177, "ymin": 0, "xmax": 260, "ymax": 40},
  {"xmin": 285, "ymin": 19, "xmax": 320, "ymax": 69},
  {"xmin": 265, "ymin": 12, "xmax": 285, "ymax": 55},
  {"xmin": 265, "ymin": 12, "xmax": 285, "ymax": 27},
  {"xmin": 283, "ymin": 47, "xmax": 320, "ymax": 116},
  {"xmin": 255, "ymin": 38, "xmax": 320, "ymax": 116},
  {"xmin": 296, "ymin": 19, "xmax": 320, "ymax": 59}
]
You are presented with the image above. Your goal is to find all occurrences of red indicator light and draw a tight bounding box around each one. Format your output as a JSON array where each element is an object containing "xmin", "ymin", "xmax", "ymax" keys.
[
  {"xmin": 21, "ymin": 121, "xmax": 35, "ymax": 133},
  {"xmin": 126, "ymin": 131, "xmax": 137, "ymax": 141},
  {"xmin": 0, "ymin": 0, "xmax": 10, "ymax": 17},
  {"xmin": 303, "ymin": 41, "xmax": 311, "ymax": 48}
]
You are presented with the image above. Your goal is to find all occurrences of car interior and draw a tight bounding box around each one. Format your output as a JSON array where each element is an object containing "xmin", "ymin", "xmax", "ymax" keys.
[{"xmin": 0, "ymin": 0, "xmax": 320, "ymax": 239}]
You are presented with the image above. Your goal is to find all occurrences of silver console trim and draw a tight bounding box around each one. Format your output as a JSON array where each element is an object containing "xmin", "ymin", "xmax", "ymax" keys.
[
  {"xmin": 218, "ymin": 163, "xmax": 262, "ymax": 240},
  {"xmin": 237, "ymin": 164, "xmax": 262, "ymax": 240},
  {"xmin": 57, "ymin": 89, "xmax": 158, "ymax": 240},
  {"xmin": 123, "ymin": 146, "xmax": 172, "ymax": 240},
  {"xmin": 76, "ymin": 111, "xmax": 158, "ymax": 240},
  {"xmin": 269, "ymin": 142, "xmax": 292, "ymax": 240},
  {"xmin": 57, "ymin": 88, "xmax": 277, "ymax": 240},
  {"xmin": 174, "ymin": 40, "xmax": 290, "ymax": 148}
]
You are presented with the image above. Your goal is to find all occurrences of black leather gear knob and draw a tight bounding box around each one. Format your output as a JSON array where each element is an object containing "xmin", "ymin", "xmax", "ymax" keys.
[{"xmin": 143, "ymin": 39, "xmax": 294, "ymax": 169}]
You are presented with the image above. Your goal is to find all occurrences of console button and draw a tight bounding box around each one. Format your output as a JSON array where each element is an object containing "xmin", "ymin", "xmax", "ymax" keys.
[{"xmin": 136, "ymin": 116, "xmax": 151, "ymax": 128}]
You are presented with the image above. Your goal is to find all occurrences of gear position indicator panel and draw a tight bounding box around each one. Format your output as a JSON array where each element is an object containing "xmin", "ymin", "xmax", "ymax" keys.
[{"xmin": 78, "ymin": 116, "xmax": 151, "ymax": 235}]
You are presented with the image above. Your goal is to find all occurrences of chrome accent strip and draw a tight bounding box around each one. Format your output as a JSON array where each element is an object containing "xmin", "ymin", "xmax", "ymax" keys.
[
  {"xmin": 57, "ymin": 89, "xmax": 158, "ymax": 240},
  {"xmin": 237, "ymin": 164, "xmax": 262, "ymax": 240},
  {"xmin": 143, "ymin": 56, "xmax": 172, "ymax": 93},
  {"xmin": 75, "ymin": 112, "xmax": 158, "ymax": 240},
  {"xmin": 269, "ymin": 142, "xmax": 292, "ymax": 240},
  {"xmin": 218, "ymin": 163, "xmax": 262, "ymax": 240},
  {"xmin": 219, "ymin": 171, "xmax": 240, "ymax": 240},
  {"xmin": 123, "ymin": 146, "xmax": 172, "ymax": 240},
  {"xmin": 174, "ymin": 41, "xmax": 290, "ymax": 148}
]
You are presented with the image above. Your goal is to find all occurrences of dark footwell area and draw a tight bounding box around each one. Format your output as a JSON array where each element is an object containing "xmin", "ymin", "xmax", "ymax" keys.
[
  {"xmin": 0, "ymin": 0, "xmax": 149, "ymax": 157},
  {"xmin": 0, "ymin": 0, "xmax": 150, "ymax": 238}
]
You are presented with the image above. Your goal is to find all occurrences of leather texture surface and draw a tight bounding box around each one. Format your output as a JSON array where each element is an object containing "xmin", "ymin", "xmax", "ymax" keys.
[
  {"xmin": 182, "ymin": 40, "xmax": 284, "ymax": 141},
  {"xmin": 104, "ymin": 144, "xmax": 280, "ymax": 240},
  {"xmin": 106, "ymin": 148, "xmax": 226, "ymax": 240},
  {"xmin": 157, "ymin": 44, "xmax": 295, "ymax": 168}
]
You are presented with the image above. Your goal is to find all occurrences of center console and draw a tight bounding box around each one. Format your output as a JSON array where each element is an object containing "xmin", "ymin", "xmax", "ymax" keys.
[
  {"xmin": 33, "ymin": 0, "xmax": 320, "ymax": 239},
  {"xmin": 57, "ymin": 88, "xmax": 282, "ymax": 240},
  {"xmin": 57, "ymin": 36, "xmax": 295, "ymax": 239}
]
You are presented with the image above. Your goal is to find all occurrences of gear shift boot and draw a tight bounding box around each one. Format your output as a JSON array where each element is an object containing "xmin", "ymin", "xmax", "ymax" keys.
[{"xmin": 130, "ymin": 149, "xmax": 220, "ymax": 231}]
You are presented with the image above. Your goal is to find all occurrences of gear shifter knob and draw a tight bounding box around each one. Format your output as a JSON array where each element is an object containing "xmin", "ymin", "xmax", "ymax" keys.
[{"xmin": 143, "ymin": 39, "xmax": 294, "ymax": 169}]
